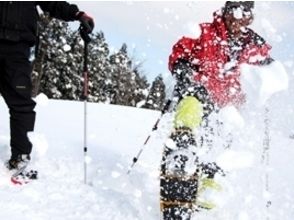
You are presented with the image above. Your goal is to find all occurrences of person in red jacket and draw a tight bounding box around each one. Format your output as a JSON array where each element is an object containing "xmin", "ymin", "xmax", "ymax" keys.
[
  {"xmin": 160, "ymin": 2, "xmax": 273, "ymax": 219},
  {"xmin": 169, "ymin": 1, "xmax": 273, "ymax": 109}
]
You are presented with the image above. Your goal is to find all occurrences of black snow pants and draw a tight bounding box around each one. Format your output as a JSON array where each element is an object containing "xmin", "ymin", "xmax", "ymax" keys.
[{"xmin": 0, "ymin": 40, "xmax": 36, "ymax": 159}]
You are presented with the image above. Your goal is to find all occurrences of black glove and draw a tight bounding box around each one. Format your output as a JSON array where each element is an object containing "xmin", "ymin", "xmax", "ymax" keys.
[{"xmin": 76, "ymin": 12, "xmax": 94, "ymax": 34}]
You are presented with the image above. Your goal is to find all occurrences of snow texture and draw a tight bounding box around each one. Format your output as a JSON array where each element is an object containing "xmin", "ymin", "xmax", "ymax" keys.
[{"xmin": 0, "ymin": 60, "xmax": 294, "ymax": 219}]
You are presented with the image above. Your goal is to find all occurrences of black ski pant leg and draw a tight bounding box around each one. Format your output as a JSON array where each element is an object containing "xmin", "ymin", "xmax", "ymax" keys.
[{"xmin": 0, "ymin": 42, "xmax": 36, "ymax": 159}]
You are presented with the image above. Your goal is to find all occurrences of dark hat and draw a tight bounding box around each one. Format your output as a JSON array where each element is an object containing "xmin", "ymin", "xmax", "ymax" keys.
[
  {"xmin": 223, "ymin": 1, "xmax": 254, "ymax": 14},
  {"xmin": 225, "ymin": 1, "xmax": 254, "ymax": 12}
]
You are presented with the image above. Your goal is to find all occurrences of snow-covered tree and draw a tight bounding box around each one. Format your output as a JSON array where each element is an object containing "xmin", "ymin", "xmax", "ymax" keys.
[
  {"xmin": 144, "ymin": 74, "xmax": 166, "ymax": 110},
  {"xmin": 34, "ymin": 15, "xmax": 82, "ymax": 100},
  {"xmin": 83, "ymin": 31, "xmax": 112, "ymax": 103},
  {"xmin": 32, "ymin": 15, "xmax": 151, "ymax": 108},
  {"xmin": 109, "ymin": 44, "xmax": 149, "ymax": 107}
]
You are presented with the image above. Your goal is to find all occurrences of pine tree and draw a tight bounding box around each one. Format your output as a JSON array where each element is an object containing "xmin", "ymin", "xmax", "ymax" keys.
[
  {"xmin": 34, "ymin": 16, "xmax": 110, "ymax": 102},
  {"xmin": 33, "ymin": 15, "xmax": 150, "ymax": 108},
  {"xmin": 109, "ymin": 44, "xmax": 149, "ymax": 107},
  {"xmin": 84, "ymin": 31, "xmax": 112, "ymax": 103},
  {"xmin": 36, "ymin": 16, "xmax": 82, "ymax": 100},
  {"xmin": 132, "ymin": 64, "xmax": 149, "ymax": 108},
  {"xmin": 32, "ymin": 14, "xmax": 51, "ymax": 97},
  {"xmin": 144, "ymin": 74, "xmax": 166, "ymax": 110}
]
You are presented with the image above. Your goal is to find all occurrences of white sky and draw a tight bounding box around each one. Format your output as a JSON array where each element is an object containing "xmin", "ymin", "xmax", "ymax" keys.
[{"xmin": 71, "ymin": 1, "xmax": 294, "ymax": 82}]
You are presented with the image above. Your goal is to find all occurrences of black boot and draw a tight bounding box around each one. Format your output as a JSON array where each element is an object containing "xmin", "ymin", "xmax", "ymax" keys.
[{"xmin": 6, "ymin": 154, "xmax": 31, "ymax": 171}]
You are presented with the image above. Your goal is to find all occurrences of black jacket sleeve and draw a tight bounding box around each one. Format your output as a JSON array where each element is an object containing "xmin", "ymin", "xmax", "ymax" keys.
[{"xmin": 37, "ymin": 1, "xmax": 79, "ymax": 21}]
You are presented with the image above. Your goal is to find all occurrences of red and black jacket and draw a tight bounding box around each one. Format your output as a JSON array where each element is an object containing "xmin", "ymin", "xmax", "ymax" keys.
[{"xmin": 169, "ymin": 12, "xmax": 273, "ymax": 107}]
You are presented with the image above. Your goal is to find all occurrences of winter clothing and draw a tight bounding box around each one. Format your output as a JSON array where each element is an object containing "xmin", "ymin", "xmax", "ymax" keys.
[
  {"xmin": 0, "ymin": 41, "xmax": 35, "ymax": 159},
  {"xmin": 174, "ymin": 96, "xmax": 203, "ymax": 130},
  {"xmin": 0, "ymin": 2, "xmax": 93, "ymax": 162},
  {"xmin": 172, "ymin": 61, "xmax": 215, "ymax": 119},
  {"xmin": 0, "ymin": 2, "xmax": 81, "ymax": 46},
  {"xmin": 161, "ymin": 5, "xmax": 273, "ymax": 218},
  {"xmin": 224, "ymin": 1, "xmax": 254, "ymax": 13},
  {"xmin": 169, "ymin": 12, "xmax": 272, "ymax": 108},
  {"xmin": 6, "ymin": 154, "xmax": 31, "ymax": 171}
]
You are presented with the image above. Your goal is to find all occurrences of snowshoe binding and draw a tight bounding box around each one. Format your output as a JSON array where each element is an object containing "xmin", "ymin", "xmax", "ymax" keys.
[{"xmin": 6, "ymin": 154, "xmax": 38, "ymax": 185}]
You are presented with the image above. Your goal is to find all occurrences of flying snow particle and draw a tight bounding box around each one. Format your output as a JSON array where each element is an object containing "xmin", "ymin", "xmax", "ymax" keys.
[
  {"xmin": 111, "ymin": 171, "xmax": 121, "ymax": 178},
  {"xmin": 63, "ymin": 44, "xmax": 71, "ymax": 52},
  {"xmin": 133, "ymin": 189, "xmax": 142, "ymax": 198}
]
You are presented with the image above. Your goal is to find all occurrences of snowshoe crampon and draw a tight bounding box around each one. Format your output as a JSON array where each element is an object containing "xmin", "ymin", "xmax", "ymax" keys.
[
  {"xmin": 160, "ymin": 174, "xmax": 198, "ymax": 220},
  {"xmin": 5, "ymin": 154, "xmax": 38, "ymax": 185},
  {"xmin": 11, "ymin": 170, "xmax": 38, "ymax": 185},
  {"xmin": 160, "ymin": 126, "xmax": 225, "ymax": 219},
  {"xmin": 160, "ymin": 128, "xmax": 198, "ymax": 220}
]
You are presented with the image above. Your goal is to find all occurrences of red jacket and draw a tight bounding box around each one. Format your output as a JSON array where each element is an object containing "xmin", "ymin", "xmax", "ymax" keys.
[{"xmin": 169, "ymin": 13, "xmax": 272, "ymax": 108}]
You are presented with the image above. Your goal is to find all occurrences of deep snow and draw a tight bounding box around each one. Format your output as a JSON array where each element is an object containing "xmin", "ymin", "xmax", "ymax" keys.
[{"xmin": 0, "ymin": 60, "xmax": 294, "ymax": 219}]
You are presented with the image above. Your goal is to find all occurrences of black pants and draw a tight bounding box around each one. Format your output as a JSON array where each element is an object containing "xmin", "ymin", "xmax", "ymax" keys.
[{"xmin": 0, "ymin": 41, "xmax": 36, "ymax": 159}]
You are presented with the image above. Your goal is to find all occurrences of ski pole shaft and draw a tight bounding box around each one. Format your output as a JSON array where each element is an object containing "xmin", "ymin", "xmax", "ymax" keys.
[
  {"xmin": 83, "ymin": 41, "xmax": 89, "ymax": 184},
  {"xmin": 80, "ymin": 25, "xmax": 91, "ymax": 184},
  {"xmin": 84, "ymin": 99, "xmax": 88, "ymax": 184},
  {"xmin": 127, "ymin": 99, "xmax": 172, "ymax": 175}
]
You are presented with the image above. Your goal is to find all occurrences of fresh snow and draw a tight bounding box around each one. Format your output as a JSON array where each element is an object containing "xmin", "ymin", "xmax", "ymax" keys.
[{"xmin": 0, "ymin": 61, "xmax": 294, "ymax": 219}]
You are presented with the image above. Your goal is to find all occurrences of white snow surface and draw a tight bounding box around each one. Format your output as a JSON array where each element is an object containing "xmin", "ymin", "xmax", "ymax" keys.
[{"xmin": 0, "ymin": 61, "xmax": 294, "ymax": 220}]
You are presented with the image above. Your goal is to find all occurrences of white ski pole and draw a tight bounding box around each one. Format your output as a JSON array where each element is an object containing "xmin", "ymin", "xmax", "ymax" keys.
[{"xmin": 80, "ymin": 26, "xmax": 91, "ymax": 184}]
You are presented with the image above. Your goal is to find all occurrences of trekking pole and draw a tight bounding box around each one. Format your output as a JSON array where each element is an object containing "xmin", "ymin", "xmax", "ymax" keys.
[
  {"xmin": 127, "ymin": 99, "xmax": 172, "ymax": 175},
  {"xmin": 80, "ymin": 26, "xmax": 91, "ymax": 184}
]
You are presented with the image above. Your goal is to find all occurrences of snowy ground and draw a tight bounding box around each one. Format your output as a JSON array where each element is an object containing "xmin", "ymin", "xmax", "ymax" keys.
[{"xmin": 0, "ymin": 62, "xmax": 294, "ymax": 220}]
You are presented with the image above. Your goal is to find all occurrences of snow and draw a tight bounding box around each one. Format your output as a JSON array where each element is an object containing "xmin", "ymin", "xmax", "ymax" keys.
[
  {"xmin": 216, "ymin": 150, "xmax": 255, "ymax": 170},
  {"xmin": 0, "ymin": 97, "xmax": 162, "ymax": 220},
  {"xmin": 1, "ymin": 1, "xmax": 294, "ymax": 218},
  {"xmin": 260, "ymin": 19, "xmax": 283, "ymax": 43},
  {"xmin": 241, "ymin": 61, "xmax": 288, "ymax": 106},
  {"xmin": 0, "ymin": 59, "xmax": 294, "ymax": 219},
  {"xmin": 63, "ymin": 44, "xmax": 71, "ymax": 52},
  {"xmin": 233, "ymin": 7, "xmax": 244, "ymax": 20}
]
